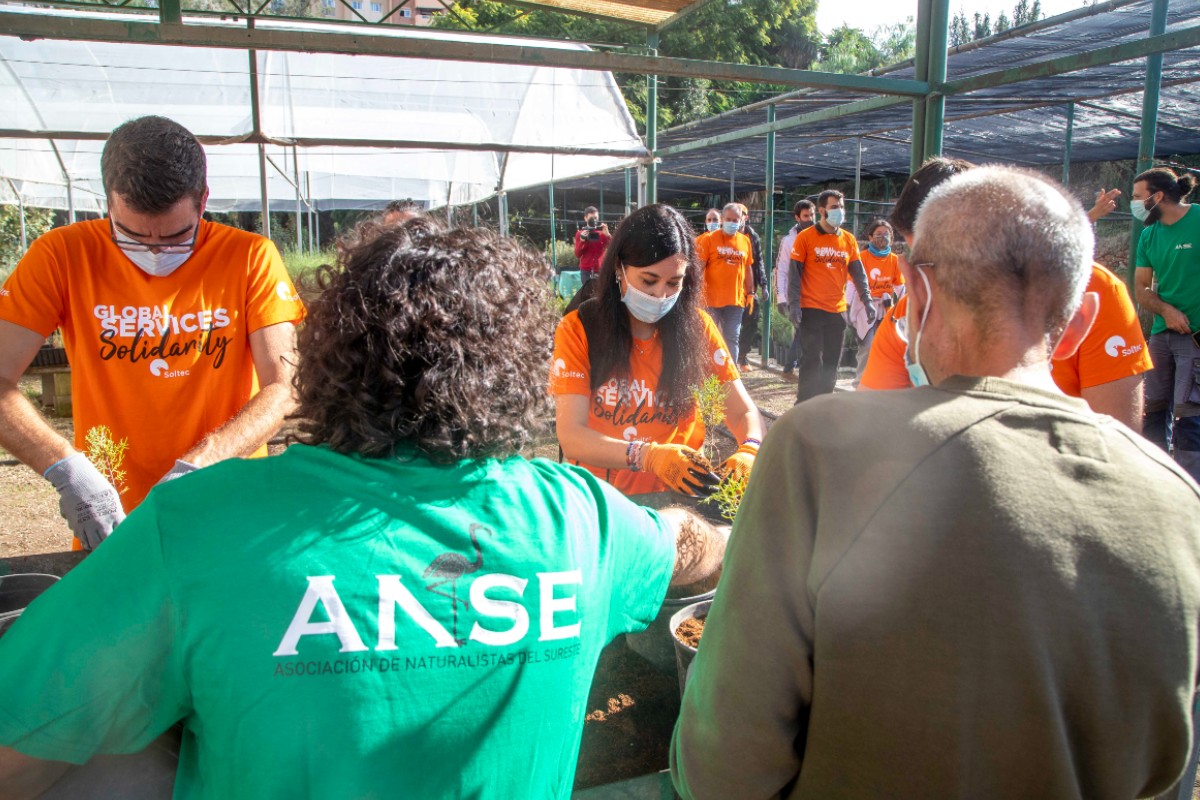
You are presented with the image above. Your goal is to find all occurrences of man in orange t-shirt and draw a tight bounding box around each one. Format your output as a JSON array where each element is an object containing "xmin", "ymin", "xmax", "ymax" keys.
[
  {"xmin": 0, "ymin": 116, "xmax": 305, "ymax": 550},
  {"xmin": 788, "ymin": 189, "xmax": 875, "ymax": 403},
  {"xmin": 696, "ymin": 203, "xmax": 754, "ymax": 364}
]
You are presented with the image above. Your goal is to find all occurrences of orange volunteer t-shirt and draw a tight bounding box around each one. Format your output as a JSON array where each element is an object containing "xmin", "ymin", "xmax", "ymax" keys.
[
  {"xmin": 0, "ymin": 218, "xmax": 306, "ymax": 510},
  {"xmin": 1050, "ymin": 263, "xmax": 1153, "ymax": 396},
  {"xmin": 549, "ymin": 309, "xmax": 739, "ymax": 495},
  {"xmin": 860, "ymin": 249, "xmax": 904, "ymax": 299},
  {"xmin": 790, "ymin": 225, "xmax": 861, "ymax": 313},
  {"xmin": 859, "ymin": 265, "xmax": 1154, "ymax": 398},
  {"xmin": 859, "ymin": 294, "xmax": 911, "ymax": 391},
  {"xmin": 696, "ymin": 229, "xmax": 753, "ymax": 309}
]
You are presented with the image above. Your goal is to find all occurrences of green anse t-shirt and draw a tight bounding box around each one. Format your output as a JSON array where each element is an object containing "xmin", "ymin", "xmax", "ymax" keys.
[
  {"xmin": 1137, "ymin": 204, "xmax": 1200, "ymax": 335},
  {"xmin": 0, "ymin": 446, "xmax": 675, "ymax": 799}
]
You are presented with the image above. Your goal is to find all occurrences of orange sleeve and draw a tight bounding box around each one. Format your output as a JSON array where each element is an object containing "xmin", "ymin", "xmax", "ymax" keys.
[
  {"xmin": 245, "ymin": 238, "xmax": 307, "ymax": 332},
  {"xmin": 700, "ymin": 310, "xmax": 741, "ymax": 383},
  {"xmin": 0, "ymin": 233, "xmax": 67, "ymax": 337},
  {"xmin": 695, "ymin": 231, "xmax": 711, "ymax": 266},
  {"xmin": 1071, "ymin": 265, "xmax": 1154, "ymax": 391},
  {"xmin": 859, "ymin": 299, "xmax": 912, "ymax": 391},
  {"xmin": 550, "ymin": 311, "xmax": 592, "ymax": 396}
]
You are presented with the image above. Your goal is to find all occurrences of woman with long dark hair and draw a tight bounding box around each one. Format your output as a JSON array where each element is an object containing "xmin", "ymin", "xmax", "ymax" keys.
[{"xmin": 551, "ymin": 204, "xmax": 764, "ymax": 496}]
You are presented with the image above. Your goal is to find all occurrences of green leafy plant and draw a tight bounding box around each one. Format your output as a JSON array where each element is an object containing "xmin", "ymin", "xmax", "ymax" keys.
[
  {"xmin": 701, "ymin": 473, "xmax": 748, "ymax": 522},
  {"xmin": 691, "ymin": 375, "xmax": 726, "ymax": 463},
  {"xmin": 84, "ymin": 425, "xmax": 129, "ymax": 496}
]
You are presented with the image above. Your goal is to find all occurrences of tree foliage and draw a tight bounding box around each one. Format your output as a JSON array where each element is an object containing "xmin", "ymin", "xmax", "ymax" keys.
[
  {"xmin": 0, "ymin": 205, "xmax": 55, "ymax": 281},
  {"xmin": 951, "ymin": 0, "xmax": 1042, "ymax": 47}
]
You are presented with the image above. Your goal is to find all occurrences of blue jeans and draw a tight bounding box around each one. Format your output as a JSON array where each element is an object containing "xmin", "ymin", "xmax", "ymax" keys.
[
  {"xmin": 707, "ymin": 306, "xmax": 743, "ymax": 365},
  {"xmin": 1143, "ymin": 331, "xmax": 1200, "ymax": 484}
]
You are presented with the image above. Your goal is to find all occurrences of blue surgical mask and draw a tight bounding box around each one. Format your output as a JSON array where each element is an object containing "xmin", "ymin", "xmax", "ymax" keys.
[
  {"xmin": 868, "ymin": 242, "xmax": 891, "ymax": 257},
  {"xmin": 122, "ymin": 249, "xmax": 192, "ymax": 278},
  {"xmin": 825, "ymin": 208, "xmax": 845, "ymax": 228},
  {"xmin": 1130, "ymin": 196, "xmax": 1159, "ymax": 223},
  {"xmin": 620, "ymin": 268, "xmax": 682, "ymax": 324},
  {"xmin": 903, "ymin": 265, "xmax": 933, "ymax": 387},
  {"xmin": 721, "ymin": 221, "xmax": 740, "ymax": 236},
  {"xmin": 705, "ymin": 221, "xmax": 720, "ymax": 233}
]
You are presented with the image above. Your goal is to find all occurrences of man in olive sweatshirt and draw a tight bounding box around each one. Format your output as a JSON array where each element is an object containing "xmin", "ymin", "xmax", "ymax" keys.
[{"xmin": 671, "ymin": 166, "xmax": 1200, "ymax": 800}]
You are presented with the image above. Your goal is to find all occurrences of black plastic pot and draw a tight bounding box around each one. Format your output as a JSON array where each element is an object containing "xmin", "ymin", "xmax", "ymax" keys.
[
  {"xmin": 670, "ymin": 599, "xmax": 712, "ymax": 698},
  {"xmin": 0, "ymin": 573, "xmax": 59, "ymax": 639}
]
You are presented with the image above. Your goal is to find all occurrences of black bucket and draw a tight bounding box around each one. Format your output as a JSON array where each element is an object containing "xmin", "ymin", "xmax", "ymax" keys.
[
  {"xmin": 669, "ymin": 599, "xmax": 712, "ymax": 698},
  {"xmin": 0, "ymin": 573, "xmax": 60, "ymax": 639}
]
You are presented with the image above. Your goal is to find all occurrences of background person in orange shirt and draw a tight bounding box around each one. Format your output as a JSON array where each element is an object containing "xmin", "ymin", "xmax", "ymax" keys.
[
  {"xmin": 788, "ymin": 189, "xmax": 875, "ymax": 403},
  {"xmin": 696, "ymin": 203, "xmax": 754, "ymax": 364},
  {"xmin": 860, "ymin": 157, "xmax": 1150, "ymax": 429},
  {"xmin": 551, "ymin": 204, "xmax": 764, "ymax": 497},
  {"xmin": 0, "ymin": 116, "xmax": 305, "ymax": 550},
  {"xmin": 845, "ymin": 218, "xmax": 905, "ymax": 384}
]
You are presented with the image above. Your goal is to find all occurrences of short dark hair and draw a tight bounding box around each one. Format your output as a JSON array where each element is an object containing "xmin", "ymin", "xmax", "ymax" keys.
[
  {"xmin": 793, "ymin": 199, "xmax": 815, "ymax": 217},
  {"xmin": 584, "ymin": 206, "xmax": 599, "ymax": 216},
  {"xmin": 889, "ymin": 156, "xmax": 975, "ymax": 237},
  {"xmin": 101, "ymin": 116, "xmax": 207, "ymax": 214},
  {"xmin": 589, "ymin": 204, "xmax": 707, "ymax": 417},
  {"xmin": 1135, "ymin": 167, "xmax": 1198, "ymax": 204},
  {"xmin": 816, "ymin": 189, "xmax": 844, "ymax": 210},
  {"xmin": 294, "ymin": 218, "xmax": 554, "ymax": 463},
  {"xmin": 864, "ymin": 218, "xmax": 893, "ymax": 239}
]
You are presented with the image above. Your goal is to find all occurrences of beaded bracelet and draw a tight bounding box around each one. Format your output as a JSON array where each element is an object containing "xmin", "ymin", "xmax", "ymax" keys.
[
  {"xmin": 626, "ymin": 440, "xmax": 645, "ymax": 472},
  {"xmin": 741, "ymin": 437, "xmax": 762, "ymax": 449}
]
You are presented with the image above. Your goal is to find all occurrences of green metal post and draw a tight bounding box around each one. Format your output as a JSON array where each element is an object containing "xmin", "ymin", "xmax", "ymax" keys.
[
  {"xmin": 599, "ymin": 183, "xmax": 604, "ymax": 221},
  {"xmin": 624, "ymin": 167, "xmax": 631, "ymax": 214},
  {"xmin": 1061, "ymin": 102, "xmax": 1074, "ymax": 187},
  {"xmin": 922, "ymin": 0, "xmax": 950, "ymax": 159},
  {"xmin": 763, "ymin": 104, "xmax": 776, "ymax": 366},
  {"xmin": 473, "ymin": 202, "xmax": 478, "ymax": 228},
  {"xmin": 910, "ymin": 0, "xmax": 933, "ymax": 171},
  {"xmin": 549, "ymin": 180, "xmax": 557, "ymax": 270},
  {"xmin": 646, "ymin": 30, "xmax": 659, "ymax": 205},
  {"xmin": 1129, "ymin": 0, "xmax": 1168, "ymax": 297}
]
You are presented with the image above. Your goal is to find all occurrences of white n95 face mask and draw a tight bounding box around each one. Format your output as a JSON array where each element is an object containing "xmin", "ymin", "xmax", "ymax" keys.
[{"xmin": 123, "ymin": 249, "xmax": 192, "ymax": 278}]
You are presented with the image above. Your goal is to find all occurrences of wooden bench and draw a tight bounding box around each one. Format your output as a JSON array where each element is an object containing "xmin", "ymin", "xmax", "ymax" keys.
[{"xmin": 25, "ymin": 363, "xmax": 72, "ymax": 417}]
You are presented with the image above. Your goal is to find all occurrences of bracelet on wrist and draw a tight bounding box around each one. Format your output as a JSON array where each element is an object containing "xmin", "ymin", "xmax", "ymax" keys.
[{"xmin": 741, "ymin": 438, "xmax": 762, "ymax": 449}]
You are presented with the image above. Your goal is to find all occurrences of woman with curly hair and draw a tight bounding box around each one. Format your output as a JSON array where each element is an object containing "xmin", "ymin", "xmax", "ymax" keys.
[
  {"xmin": 552, "ymin": 203, "xmax": 765, "ymax": 497},
  {"xmin": 0, "ymin": 218, "xmax": 727, "ymax": 799}
]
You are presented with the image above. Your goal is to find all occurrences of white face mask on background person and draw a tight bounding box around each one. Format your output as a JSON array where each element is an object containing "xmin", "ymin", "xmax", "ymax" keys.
[
  {"xmin": 825, "ymin": 207, "xmax": 846, "ymax": 228},
  {"xmin": 705, "ymin": 221, "xmax": 720, "ymax": 232},
  {"xmin": 721, "ymin": 220, "xmax": 740, "ymax": 236},
  {"xmin": 620, "ymin": 267, "xmax": 683, "ymax": 324},
  {"xmin": 122, "ymin": 249, "xmax": 193, "ymax": 278}
]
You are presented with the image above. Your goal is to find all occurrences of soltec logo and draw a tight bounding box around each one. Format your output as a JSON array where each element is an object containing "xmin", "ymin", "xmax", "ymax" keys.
[
  {"xmin": 276, "ymin": 281, "xmax": 300, "ymax": 303},
  {"xmin": 623, "ymin": 427, "xmax": 638, "ymax": 441},
  {"xmin": 713, "ymin": 348, "xmax": 728, "ymax": 367},
  {"xmin": 870, "ymin": 268, "xmax": 881, "ymax": 281},
  {"xmin": 0, "ymin": 288, "xmax": 9, "ymax": 297},
  {"xmin": 1104, "ymin": 335, "xmax": 1144, "ymax": 358},
  {"xmin": 552, "ymin": 358, "xmax": 566, "ymax": 377},
  {"xmin": 150, "ymin": 358, "xmax": 190, "ymax": 378}
]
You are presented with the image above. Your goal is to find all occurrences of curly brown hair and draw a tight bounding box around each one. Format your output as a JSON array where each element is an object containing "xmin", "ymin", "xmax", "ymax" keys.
[{"xmin": 294, "ymin": 217, "xmax": 554, "ymax": 463}]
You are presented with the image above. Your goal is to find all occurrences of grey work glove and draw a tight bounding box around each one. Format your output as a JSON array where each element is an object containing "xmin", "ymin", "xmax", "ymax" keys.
[
  {"xmin": 156, "ymin": 459, "xmax": 200, "ymax": 485},
  {"xmin": 864, "ymin": 303, "xmax": 878, "ymax": 326},
  {"xmin": 44, "ymin": 453, "xmax": 125, "ymax": 551}
]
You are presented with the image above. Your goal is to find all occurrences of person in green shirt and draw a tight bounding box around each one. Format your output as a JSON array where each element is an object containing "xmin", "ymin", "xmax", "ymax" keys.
[
  {"xmin": 1134, "ymin": 166, "xmax": 1200, "ymax": 483},
  {"xmin": 0, "ymin": 217, "xmax": 726, "ymax": 800}
]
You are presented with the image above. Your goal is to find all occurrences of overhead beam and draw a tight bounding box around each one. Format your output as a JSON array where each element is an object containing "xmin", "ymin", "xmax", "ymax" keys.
[
  {"xmin": 0, "ymin": 128, "xmax": 650, "ymax": 158},
  {"xmin": 657, "ymin": 96, "xmax": 908, "ymax": 157},
  {"xmin": 0, "ymin": 9, "xmax": 930, "ymax": 95},
  {"xmin": 943, "ymin": 24, "xmax": 1200, "ymax": 95}
]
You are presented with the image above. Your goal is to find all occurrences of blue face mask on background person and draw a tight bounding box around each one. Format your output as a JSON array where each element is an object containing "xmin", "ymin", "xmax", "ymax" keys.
[
  {"xmin": 620, "ymin": 267, "xmax": 682, "ymax": 324},
  {"xmin": 122, "ymin": 249, "xmax": 192, "ymax": 278},
  {"xmin": 825, "ymin": 207, "xmax": 845, "ymax": 228},
  {"xmin": 706, "ymin": 221, "xmax": 720, "ymax": 232},
  {"xmin": 721, "ymin": 220, "xmax": 740, "ymax": 236},
  {"xmin": 1130, "ymin": 195, "xmax": 1159, "ymax": 223},
  {"xmin": 868, "ymin": 241, "xmax": 892, "ymax": 257}
]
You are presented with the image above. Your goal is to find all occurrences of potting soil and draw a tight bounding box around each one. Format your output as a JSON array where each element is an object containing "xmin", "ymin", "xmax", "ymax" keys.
[{"xmin": 674, "ymin": 616, "xmax": 706, "ymax": 649}]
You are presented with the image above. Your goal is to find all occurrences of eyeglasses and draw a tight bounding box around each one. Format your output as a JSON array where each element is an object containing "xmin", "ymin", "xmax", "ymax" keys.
[{"xmin": 109, "ymin": 217, "xmax": 200, "ymax": 254}]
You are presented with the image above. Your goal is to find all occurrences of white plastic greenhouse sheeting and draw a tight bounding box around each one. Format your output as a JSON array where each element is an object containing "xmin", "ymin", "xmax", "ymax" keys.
[{"xmin": 0, "ymin": 7, "xmax": 647, "ymax": 212}]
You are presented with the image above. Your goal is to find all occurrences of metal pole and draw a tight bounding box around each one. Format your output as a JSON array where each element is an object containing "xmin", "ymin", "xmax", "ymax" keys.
[
  {"xmin": 292, "ymin": 145, "xmax": 302, "ymax": 253},
  {"xmin": 247, "ymin": 25, "xmax": 270, "ymax": 240},
  {"xmin": 645, "ymin": 30, "xmax": 659, "ymax": 206},
  {"xmin": 853, "ymin": 137, "xmax": 863, "ymax": 235},
  {"xmin": 473, "ymin": 202, "xmax": 478, "ymax": 227},
  {"xmin": 763, "ymin": 104, "xmax": 776, "ymax": 366},
  {"xmin": 258, "ymin": 144, "xmax": 270, "ymax": 240},
  {"xmin": 599, "ymin": 183, "xmax": 605, "ymax": 221},
  {"xmin": 499, "ymin": 192, "xmax": 509, "ymax": 237},
  {"xmin": 306, "ymin": 172, "xmax": 314, "ymax": 252},
  {"xmin": 66, "ymin": 176, "xmax": 75, "ymax": 223},
  {"xmin": 1130, "ymin": 0, "xmax": 1168, "ymax": 297},
  {"xmin": 549, "ymin": 177, "xmax": 557, "ymax": 270},
  {"xmin": 315, "ymin": 203, "xmax": 320, "ymax": 250},
  {"xmin": 911, "ymin": 0, "xmax": 932, "ymax": 171},
  {"xmin": 922, "ymin": 0, "xmax": 950, "ymax": 160},
  {"xmin": 1061, "ymin": 102, "xmax": 1075, "ymax": 187},
  {"xmin": 624, "ymin": 167, "xmax": 632, "ymax": 215}
]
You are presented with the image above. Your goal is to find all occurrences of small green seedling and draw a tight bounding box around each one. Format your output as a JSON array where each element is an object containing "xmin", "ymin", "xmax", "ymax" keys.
[{"xmin": 84, "ymin": 425, "xmax": 129, "ymax": 495}]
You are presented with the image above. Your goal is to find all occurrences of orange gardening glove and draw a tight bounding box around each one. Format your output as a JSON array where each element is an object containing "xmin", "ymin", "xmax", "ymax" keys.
[
  {"xmin": 642, "ymin": 443, "xmax": 721, "ymax": 497},
  {"xmin": 719, "ymin": 443, "xmax": 758, "ymax": 484}
]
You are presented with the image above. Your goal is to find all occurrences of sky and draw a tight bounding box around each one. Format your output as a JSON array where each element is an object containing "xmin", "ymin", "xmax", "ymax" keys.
[{"xmin": 816, "ymin": 0, "xmax": 1092, "ymax": 35}]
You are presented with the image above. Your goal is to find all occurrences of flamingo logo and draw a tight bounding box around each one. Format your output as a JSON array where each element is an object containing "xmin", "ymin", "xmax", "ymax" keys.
[
  {"xmin": 713, "ymin": 348, "xmax": 728, "ymax": 367},
  {"xmin": 1104, "ymin": 336, "xmax": 1126, "ymax": 357},
  {"xmin": 149, "ymin": 358, "xmax": 170, "ymax": 376},
  {"xmin": 423, "ymin": 524, "xmax": 493, "ymax": 645}
]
